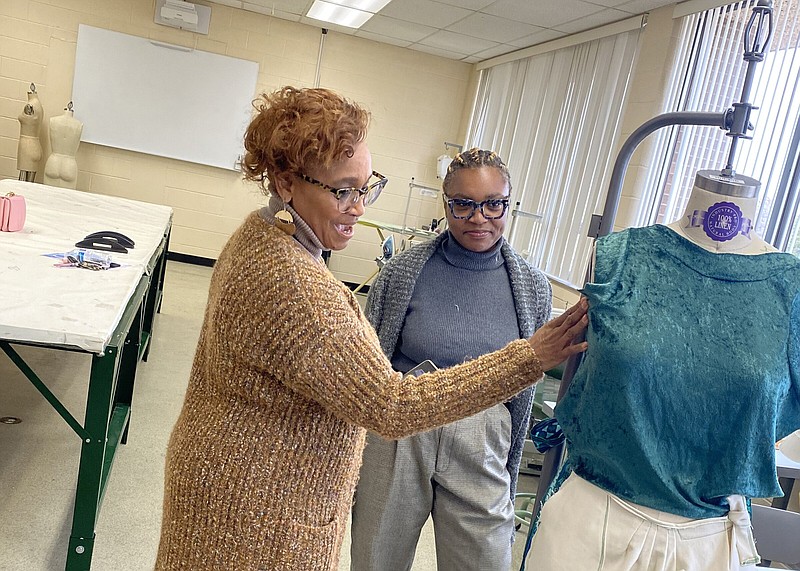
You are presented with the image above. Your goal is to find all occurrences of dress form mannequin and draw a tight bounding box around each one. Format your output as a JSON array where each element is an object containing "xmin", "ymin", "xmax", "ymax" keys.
[
  {"xmin": 17, "ymin": 84, "xmax": 43, "ymax": 182},
  {"xmin": 44, "ymin": 102, "xmax": 83, "ymax": 189},
  {"xmin": 529, "ymin": 169, "xmax": 797, "ymax": 570},
  {"xmin": 667, "ymin": 170, "xmax": 776, "ymax": 255}
]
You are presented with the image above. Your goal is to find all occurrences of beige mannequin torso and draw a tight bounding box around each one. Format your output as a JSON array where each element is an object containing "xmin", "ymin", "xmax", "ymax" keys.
[
  {"xmin": 666, "ymin": 173, "xmax": 776, "ymax": 255},
  {"xmin": 17, "ymin": 91, "xmax": 43, "ymax": 173},
  {"xmin": 44, "ymin": 109, "xmax": 83, "ymax": 189}
]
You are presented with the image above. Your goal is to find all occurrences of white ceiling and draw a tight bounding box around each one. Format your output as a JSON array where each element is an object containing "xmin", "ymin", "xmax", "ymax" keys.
[{"xmin": 208, "ymin": 0, "xmax": 677, "ymax": 63}]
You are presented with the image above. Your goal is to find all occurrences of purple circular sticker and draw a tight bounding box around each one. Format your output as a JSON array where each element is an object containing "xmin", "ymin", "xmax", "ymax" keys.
[{"xmin": 702, "ymin": 201, "xmax": 743, "ymax": 242}]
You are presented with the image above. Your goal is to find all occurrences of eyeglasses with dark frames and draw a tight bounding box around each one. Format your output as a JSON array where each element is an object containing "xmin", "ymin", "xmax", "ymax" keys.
[
  {"xmin": 299, "ymin": 171, "xmax": 388, "ymax": 213},
  {"xmin": 444, "ymin": 196, "xmax": 510, "ymax": 220}
]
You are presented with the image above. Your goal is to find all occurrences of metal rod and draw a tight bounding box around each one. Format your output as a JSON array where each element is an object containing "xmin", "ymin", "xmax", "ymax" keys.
[
  {"xmin": 773, "ymin": 157, "xmax": 800, "ymax": 248},
  {"xmin": 723, "ymin": 0, "xmax": 773, "ymax": 175},
  {"xmin": 765, "ymin": 113, "xmax": 800, "ymax": 245},
  {"xmin": 511, "ymin": 208, "xmax": 543, "ymax": 220},
  {"xmin": 314, "ymin": 28, "xmax": 327, "ymax": 88},
  {"xmin": 0, "ymin": 342, "xmax": 89, "ymax": 440},
  {"xmin": 597, "ymin": 111, "xmax": 727, "ymax": 237},
  {"xmin": 409, "ymin": 181, "xmax": 440, "ymax": 194}
]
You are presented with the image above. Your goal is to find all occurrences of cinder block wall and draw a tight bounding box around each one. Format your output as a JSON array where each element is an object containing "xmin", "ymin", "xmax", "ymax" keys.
[{"xmin": 0, "ymin": 0, "xmax": 471, "ymax": 284}]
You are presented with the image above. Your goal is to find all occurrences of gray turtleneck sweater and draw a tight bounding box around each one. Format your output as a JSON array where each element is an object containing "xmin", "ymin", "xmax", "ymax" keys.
[
  {"xmin": 260, "ymin": 193, "xmax": 327, "ymax": 259},
  {"xmin": 365, "ymin": 230, "xmax": 552, "ymax": 502},
  {"xmin": 392, "ymin": 234, "xmax": 520, "ymax": 373}
]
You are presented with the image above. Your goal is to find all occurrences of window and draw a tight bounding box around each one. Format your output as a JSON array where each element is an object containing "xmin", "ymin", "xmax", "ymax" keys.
[
  {"xmin": 466, "ymin": 28, "xmax": 641, "ymax": 288},
  {"xmin": 640, "ymin": 0, "xmax": 800, "ymax": 256}
]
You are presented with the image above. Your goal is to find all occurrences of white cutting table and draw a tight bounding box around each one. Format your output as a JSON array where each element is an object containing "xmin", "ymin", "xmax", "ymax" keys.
[{"xmin": 0, "ymin": 179, "xmax": 172, "ymax": 570}]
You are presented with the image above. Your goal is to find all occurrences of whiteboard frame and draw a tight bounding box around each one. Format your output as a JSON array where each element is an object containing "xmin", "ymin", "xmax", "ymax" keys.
[{"xmin": 72, "ymin": 25, "xmax": 259, "ymax": 171}]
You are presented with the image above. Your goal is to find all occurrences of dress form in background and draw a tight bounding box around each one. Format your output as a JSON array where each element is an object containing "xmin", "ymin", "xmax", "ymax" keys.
[
  {"xmin": 667, "ymin": 170, "xmax": 776, "ymax": 255},
  {"xmin": 17, "ymin": 85, "xmax": 43, "ymax": 182},
  {"xmin": 44, "ymin": 102, "xmax": 83, "ymax": 189}
]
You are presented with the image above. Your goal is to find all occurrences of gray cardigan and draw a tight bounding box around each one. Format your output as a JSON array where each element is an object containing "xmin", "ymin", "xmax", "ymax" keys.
[{"xmin": 364, "ymin": 231, "xmax": 552, "ymax": 501}]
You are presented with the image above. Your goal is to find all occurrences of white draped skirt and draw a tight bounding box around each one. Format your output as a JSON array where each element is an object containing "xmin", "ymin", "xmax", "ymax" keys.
[{"xmin": 527, "ymin": 473, "xmax": 761, "ymax": 571}]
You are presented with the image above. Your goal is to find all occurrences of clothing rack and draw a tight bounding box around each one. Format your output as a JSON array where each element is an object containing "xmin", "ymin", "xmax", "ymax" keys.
[
  {"xmin": 524, "ymin": 0, "xmax": 775, "ymax": 560},
  {"xmin": 401, "ymin": 178, "xmax": 441, "ymax": 233}
]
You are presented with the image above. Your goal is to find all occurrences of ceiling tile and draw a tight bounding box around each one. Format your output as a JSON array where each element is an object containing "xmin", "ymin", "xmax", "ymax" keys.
[
  {"xmin": 411, "ymin": 43, "xmax": 469, "ymax": 59},
  {"xmin": 241, "ymin": 0, "xmax": 312, "ymax": 15},
  {"xmin": 354, "ymin": 30, "xmax": 413, "ymax": 47},
  {"xmin": 446, "ymin": 12, "xmax": 543, "ymax": 43},
  {"xmin": 243, "ymin": 3, "xmax": 302, "ymax": 19},
  {"xmin": 359, "ymin": 14, "xmax": 437, "ymax": 42},
  {"xmin": 462, "ymin": 55, "xmax": 482, "ymax": 63},
  {"xmin": 378, "ymin": 0, "xmax": 473, "ymax": 29},
  {"xmin": 208, "ymin": 0, "xmax": 678, "ymax": 62},
  {"xmin": 268, "ymin": 9, "xmax": 303, "ymax": 21},
  {"xmin": 417, "ymin": 28, "xmax": 497, "ymax": 53},
  {"xmin": 554, "ymin": 7, "xmax": 629, "ymax": 34},
  {"xmin": 482, "ymin": 0, "xmax": 601, "ymax": 28},
  {"xmin": 469, "ymin": 42, "xmax": 518, "ymax": 60},
  {"xmin": 435, "ymin": 0, "xmax": 495, "ymax": 9},
  {"xmin": 615, "ymin": 0, "xmax": 673, "ymax": 14},
  {"xmin": 507, "ymin": 28, "xmax": 567, "ymax": 48},
  {"xmin": 211, "ymin": 0, "xmax": 244, "ymax": 8},
  {"xmin": 585, "ymin": 0, "xmax": 632, "ymax": 7},
  {"xmin": 300, "ymin": 15, "xmax": 359, "ymax": 33}
]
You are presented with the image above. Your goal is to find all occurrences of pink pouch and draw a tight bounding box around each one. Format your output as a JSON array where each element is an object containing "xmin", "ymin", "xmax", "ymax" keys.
[{"xmin": 0, "ymin": 192, "xmax": 26, "ymax": 232}]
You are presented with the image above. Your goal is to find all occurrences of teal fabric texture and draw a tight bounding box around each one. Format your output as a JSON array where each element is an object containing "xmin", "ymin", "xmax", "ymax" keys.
[{"xmin": 556, "ymin": 224, "xmax": 800, "ymax": 518}]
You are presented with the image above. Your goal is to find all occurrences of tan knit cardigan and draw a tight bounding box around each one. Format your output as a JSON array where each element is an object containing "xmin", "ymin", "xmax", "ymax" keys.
[{"xmin": 155, "ymin": 212, "xmax": 543, "ymax": 570}]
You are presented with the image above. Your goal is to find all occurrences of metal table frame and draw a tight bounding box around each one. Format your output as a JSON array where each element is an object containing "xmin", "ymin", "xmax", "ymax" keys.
[{"xmin": 0, "ymin": 226, "xmax": 170, "ymax": 571}]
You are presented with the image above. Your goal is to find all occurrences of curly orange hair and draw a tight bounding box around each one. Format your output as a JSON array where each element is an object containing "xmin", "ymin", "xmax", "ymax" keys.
[{"xmin": 241, "ymin": 86, "xmax": 370, "ymax": 194}]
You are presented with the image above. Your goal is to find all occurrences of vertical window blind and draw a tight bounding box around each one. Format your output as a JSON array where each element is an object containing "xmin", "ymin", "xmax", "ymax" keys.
[
  {"xmin": 640, "ymin": 0, "xmax": 800, "ymax": 256},
  {"xmin": 467, "ymin": 29, "xmax": 641, "ymax": 288}
]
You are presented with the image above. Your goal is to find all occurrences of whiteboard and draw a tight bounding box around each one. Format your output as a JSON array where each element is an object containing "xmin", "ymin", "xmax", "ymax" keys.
[{"xmin": 72, "ymin": 25, "xmax": 259, "ymax": 171}]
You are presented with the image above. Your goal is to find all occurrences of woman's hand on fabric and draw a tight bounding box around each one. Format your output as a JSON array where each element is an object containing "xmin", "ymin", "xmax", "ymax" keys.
[{"xmin": 528, "ymin": 298, "xmax": 589, "ymax": 372}]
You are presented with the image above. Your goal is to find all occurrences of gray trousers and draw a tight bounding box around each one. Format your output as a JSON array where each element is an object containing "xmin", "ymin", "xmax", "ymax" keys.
[{"xmin": 350, "ymin": 404, "xmax": 514, "ymax": 571}]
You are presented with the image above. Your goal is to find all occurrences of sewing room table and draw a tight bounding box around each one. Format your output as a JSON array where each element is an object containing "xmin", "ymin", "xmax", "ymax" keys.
[
  {"xmin": 352, "ymin": 218, "xmax": 438, "ymax": 293},
  {"xmin": 0, "ymin": 179, "xmax": 172, "ymax": 570}
]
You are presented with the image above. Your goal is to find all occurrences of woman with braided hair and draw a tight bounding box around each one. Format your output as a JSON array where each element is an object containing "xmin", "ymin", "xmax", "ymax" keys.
[{"xmin": 351, "ymin": 148, "xmax": 552, "ymax": 571}]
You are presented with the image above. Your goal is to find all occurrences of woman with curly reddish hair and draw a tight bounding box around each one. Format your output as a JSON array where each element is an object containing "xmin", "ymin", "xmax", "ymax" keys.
[{"xmin": 154, "ymin": 86, "xmax": 588, "ymax": 571}]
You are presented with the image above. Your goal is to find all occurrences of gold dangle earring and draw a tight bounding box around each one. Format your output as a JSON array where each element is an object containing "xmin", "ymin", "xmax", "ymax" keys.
[{"xmin": 274, "ymin": 201, "xmax": 296, "ymax": 236}]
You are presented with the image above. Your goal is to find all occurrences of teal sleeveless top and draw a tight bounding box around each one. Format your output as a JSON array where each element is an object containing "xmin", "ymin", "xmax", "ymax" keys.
[{"xmin": 556, "ymin": 225, "xmax": 800, "ymax": 518}]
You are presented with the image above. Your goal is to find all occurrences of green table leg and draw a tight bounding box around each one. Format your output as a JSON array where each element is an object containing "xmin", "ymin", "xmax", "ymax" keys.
[
  {"xmin": 65, "ymin": 346, "xmax": 118, "ymax": 570},
  {"xmin": 143, "ymin": 229, "xmax": 170, "ymax": 363}
]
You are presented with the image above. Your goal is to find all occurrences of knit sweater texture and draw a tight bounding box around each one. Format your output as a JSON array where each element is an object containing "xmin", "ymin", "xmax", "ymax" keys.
[
  {"xmin": 365, "ymin": 231, "xmax": 553, "ymax": 502},
  {"xmin": 155, "ymin": 212, "xmax": 544, "ymax": 570}
]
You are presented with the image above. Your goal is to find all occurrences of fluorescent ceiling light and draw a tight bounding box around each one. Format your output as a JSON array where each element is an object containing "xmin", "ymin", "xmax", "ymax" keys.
[
  {"xmin": 307, "ymin": 0, "xmax": 373, "ymax": 28},
  {"xmin": 333, "ymin": 0, "xmax": 392, "ymax": 12}
]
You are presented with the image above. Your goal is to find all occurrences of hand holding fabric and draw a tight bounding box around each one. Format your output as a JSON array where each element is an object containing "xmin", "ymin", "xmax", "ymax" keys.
[{"xmin": 528, "ymin": 298, "xmax": 588, "ymax": 371}]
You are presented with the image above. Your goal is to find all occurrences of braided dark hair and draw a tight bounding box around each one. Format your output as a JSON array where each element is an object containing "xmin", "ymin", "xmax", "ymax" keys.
[{"xmin": 442, "ymin": 148, "xmax": 512, "ymax": 196}]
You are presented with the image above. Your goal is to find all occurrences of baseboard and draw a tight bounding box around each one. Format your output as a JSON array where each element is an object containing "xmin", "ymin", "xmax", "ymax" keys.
[{"xmin": 167, "ymin": 252, "xmax": 215, "ymax": 267}]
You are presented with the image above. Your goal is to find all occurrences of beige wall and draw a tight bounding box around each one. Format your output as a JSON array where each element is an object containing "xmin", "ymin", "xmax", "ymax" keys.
[
  {"xmin": 0, "ymin": 0, "xmax": 688, "ymax": 293},
  {"xmin": 0, "ymin": 0, "xmax": 471, "ymax": 284}
]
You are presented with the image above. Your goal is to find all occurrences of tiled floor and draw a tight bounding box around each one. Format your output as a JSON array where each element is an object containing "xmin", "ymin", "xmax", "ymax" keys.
[{"xmin": 0, "ymin": 261, "xmax": 539, "ymax": 571}]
